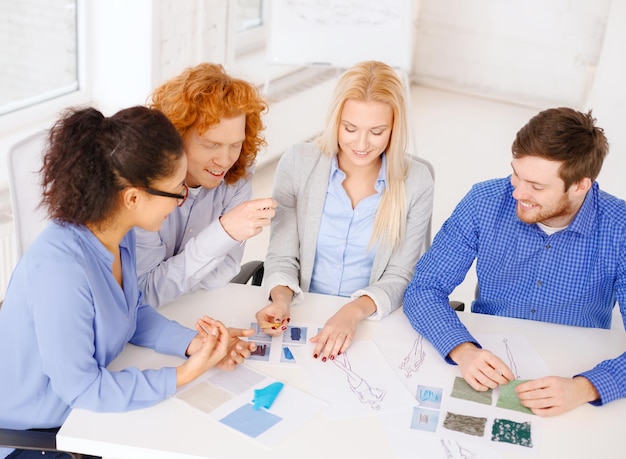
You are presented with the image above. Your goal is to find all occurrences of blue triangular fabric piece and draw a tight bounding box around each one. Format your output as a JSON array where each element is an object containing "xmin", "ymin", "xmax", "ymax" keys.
[{"xmin": 253, "ymin": 382, "xmax": 284, "ymax": 410}]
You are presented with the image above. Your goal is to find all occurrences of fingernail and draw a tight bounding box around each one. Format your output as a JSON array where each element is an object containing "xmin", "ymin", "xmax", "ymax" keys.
[
  {"xmin": 330, "ymin": 355, "xmax": 335, "ymax": 360},
  {"xmin": 322, "ymin": 357, "xmax": 327, "ymax": 362},
  {"xmin": 337, "ymin": 350, "xmax": 342, "ymax": 355},
  {"xmin": 286, "ymin": 318, "xmax": 291, "ymax": 323},
  {"xmin": 313, "ymin": 354, "xmax": 318, "ymax": 359},
  {"xmin": 271, "ymin": 326, "xmax": 277, "ymax": 330},
  {"xmin": 281, "ymin": 326, "xmax": 287, "ymax": 330}
]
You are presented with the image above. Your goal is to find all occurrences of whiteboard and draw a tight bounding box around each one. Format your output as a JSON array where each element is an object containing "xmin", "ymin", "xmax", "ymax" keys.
[{"xmin": 267, "ymin": 0, "xmax": 414, "ymax": 71}]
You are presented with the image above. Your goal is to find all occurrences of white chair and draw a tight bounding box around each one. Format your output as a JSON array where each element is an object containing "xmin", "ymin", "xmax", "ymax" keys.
[{"xmin": 7, "ymin": 129, "xmax": 49, "ymax": 259}]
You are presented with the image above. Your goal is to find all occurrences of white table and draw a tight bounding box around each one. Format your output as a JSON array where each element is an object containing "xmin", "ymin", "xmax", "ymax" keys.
[{"xmin": 57, "ymin": 283, "xmax": 626, "ymax": 459}]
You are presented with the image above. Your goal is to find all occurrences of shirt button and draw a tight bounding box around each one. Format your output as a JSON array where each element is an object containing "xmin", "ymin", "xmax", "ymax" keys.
[
  {"xmin": 189, "ymin": 228, "xmax": 194, "ymax": 233},
  {"xmin": 530, "ymin": 309, "xmax": 536, "ymax": 313},
  {"xmin": 536, "ymin": 280, "xmax": 542, "ymax": 286},
  {"xmin": 545, "ymin": 244, "xmax": 551, "ymax": 249}
]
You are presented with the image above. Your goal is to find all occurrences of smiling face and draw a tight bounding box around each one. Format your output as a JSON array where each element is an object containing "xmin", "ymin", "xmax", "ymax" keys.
[
  {"xmin": 336, "ymin": 99, "xmax": 393, "ymax": 172},
  {"xmin": 183, "ymin": 114, "xmax": 246, "ymax": 189},
  {"xmin": 135, "ymin": 155, "xmax": 188, "ymax": 232},
  {"xmin": 510, "ymin": 156, "xmax": 589, "ymax": 227}
]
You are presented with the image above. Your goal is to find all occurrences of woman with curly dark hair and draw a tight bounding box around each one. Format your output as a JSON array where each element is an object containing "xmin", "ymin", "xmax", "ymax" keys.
[
  {"xmin": 137, "ymin": 63, "xmax": 276, "ymax": 308},
  {"xmin": 0, "ymin": 106, "xmax": 255, "ymax": 459}
]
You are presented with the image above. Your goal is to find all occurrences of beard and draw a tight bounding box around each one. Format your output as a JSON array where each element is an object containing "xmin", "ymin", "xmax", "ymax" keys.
[{"xmin": 515, "ymin": 194, "xmax": 577, "ymax": 226}]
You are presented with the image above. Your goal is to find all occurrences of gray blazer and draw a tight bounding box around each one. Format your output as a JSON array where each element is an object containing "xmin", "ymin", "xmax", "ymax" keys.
[{"xmin": 264, "ymin": 142, "xmax": 434, "ymax": 319}]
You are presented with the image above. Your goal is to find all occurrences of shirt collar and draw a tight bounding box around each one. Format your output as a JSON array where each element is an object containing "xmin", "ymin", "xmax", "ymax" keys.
[
  {"xmin": 330, "ymin": 153, "xmax": 388, "ymax": 192},
  {"xmin": 564, "ymin": 181, "xmax": 598, "ymax": 236}
]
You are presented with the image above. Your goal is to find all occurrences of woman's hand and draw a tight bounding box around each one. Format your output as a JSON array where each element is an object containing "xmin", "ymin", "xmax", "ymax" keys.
[
  {"xmin": 216, "ymin": 327, "xmax": 258, "ymax": 370},
  {"xmin": 177, "ymin": 316, "xmax": 229, "ymax": 387},
  {"xmin": 310, "ymin": 296, "xmax": 376, "ymax": 361},
  {"xmin": 255, "ymin": 286, "xmax": 292, "ymax": 337}
]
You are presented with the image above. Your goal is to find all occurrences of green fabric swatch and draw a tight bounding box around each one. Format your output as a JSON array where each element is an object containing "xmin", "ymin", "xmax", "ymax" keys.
[
  {"xmin": 450, "ymin": 376, "xmax": 493, "ymax": 405},
  {"xmin": 491, "ymin": 418, "xmax": 533, "ymax": 448},
  {"xmin": 442, "ymin": 411, "xmax": 487, "ymax": 437},
  {"xmin": 496, "ymin": 379, "xmax": 533, "ymax": 414}
]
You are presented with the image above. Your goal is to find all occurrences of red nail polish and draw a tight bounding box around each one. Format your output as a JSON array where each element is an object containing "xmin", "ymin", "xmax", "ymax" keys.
[
  {"xmin": 330, "ymin": 355, "xmax": 335, "ymax": 360},
  {"xmin": 281, "ymin": 326, "xmax": 287, "ymax": 330},
  {"xmin": 313, "ymin": 354, "xmax": 318, "ymax": 359},
  {"xmin": 286, "ymin": 318, "xmax": 291, "ymax": 323},
  {"xmin": 337, "ymin": 350, "xmax": 342, "ymax": 355},
  {"xmin": 322, "ymin": 357, "xmax": 327, "ymax": 362}
]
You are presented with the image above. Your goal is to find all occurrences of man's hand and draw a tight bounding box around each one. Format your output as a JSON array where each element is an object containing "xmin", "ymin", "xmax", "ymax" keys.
[
  {"xmin": 449, "ymin": 342, "xmax": 515, "ymax": 390},
  {"xmin": 515, "ymin": 375, "xmax": 599, "ymax": 416},
  {"xmin": 219, "ymin": 198, "xmax": 277, "ymax": 241}
]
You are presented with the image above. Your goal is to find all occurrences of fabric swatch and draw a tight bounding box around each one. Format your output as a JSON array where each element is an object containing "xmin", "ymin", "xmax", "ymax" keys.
[
  {"xmin": 491, "ymin": 418, "xmax": 533, "ymax": 448},
  {"xmin": 496, "ymin": 379, "xmax": 533, "ymax": 414},
  {"xmin": 410, "ymin": 407, "xmax": 439, "ymax": 432},
  {"xmin": 442, "ymin": 411, "xmax": 487, "ymax": 437},
  {"xmin": 450, "ymin": 376, "xmax": 493, "ymax": 405},
  {"xmin": 220, "ymin": 403, "xmax": 281, "ymax": 438},
  {"xmin": 252, "ymin": 382, "xmax": 284, "ymax": 410}
]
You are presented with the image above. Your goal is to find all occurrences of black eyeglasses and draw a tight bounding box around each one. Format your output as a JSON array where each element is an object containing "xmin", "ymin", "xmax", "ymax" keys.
[{"xmin": 142, "ymin": 183, "xmax": 189, "ymax": 207}]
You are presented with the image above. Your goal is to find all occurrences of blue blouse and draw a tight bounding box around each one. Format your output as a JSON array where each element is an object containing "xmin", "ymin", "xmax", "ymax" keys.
[
  {"xmin": 310, "ymin": 154, "xmax": 386, "ymax": 296},
  {"xmin": 0, "ymin": 221, "xmax": 196, "ymax": 455}
]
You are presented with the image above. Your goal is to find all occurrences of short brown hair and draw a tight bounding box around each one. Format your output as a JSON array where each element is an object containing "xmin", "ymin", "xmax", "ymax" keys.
[
  {"xmin": 512, "ymin": 107, "xmax": 608, "ymax": 190},
  {"xmin": 149, "ymin": 63, "xmax": 267, "ymax": 185}
]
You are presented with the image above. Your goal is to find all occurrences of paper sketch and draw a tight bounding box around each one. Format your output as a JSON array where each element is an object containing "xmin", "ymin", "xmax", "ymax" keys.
[
  {"xmin": 441, "ymin": 438, "xmax": 477, "ymax": 459},
  {"xmin": 333, "ymin": 351, "xmax": 386, "ymax": 410},
  {"xmin": 474, "ymin": 334, "xmax": 549, "ymax": 379},
  {"xmin": 399, "ymin": 335, "xmax": 426, "ymax": 378},
  {"xmin": 289, "ymin": 339, "xmax": 416, "ymax": 418},
  {"xmin": 503, "ymin": 338, "xmax": 520, "ymax": 379}
]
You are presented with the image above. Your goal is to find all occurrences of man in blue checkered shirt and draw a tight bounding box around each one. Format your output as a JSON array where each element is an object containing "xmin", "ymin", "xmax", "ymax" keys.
[{"xmin": 404, "ymin": 107, "xmax": 626, "ymax": 416}]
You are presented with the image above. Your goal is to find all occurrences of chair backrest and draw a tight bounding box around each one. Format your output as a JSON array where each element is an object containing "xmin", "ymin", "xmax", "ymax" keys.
[{"xmin": 7, "ymin": 129, "xmax": 49, "ymax": 259}]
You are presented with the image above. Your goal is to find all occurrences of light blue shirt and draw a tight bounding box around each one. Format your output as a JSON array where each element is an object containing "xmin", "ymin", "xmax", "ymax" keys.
[
  {"xmin": 309, "ymin": 155, "xmax": 385, "ymax": 297},
  {"xmin": 404, "ymin": 178, "xmax": 626, "ymax": 406},
  {"xmin": 136, "ymin": 173, "xmax": 251, "ymax": 308},
  {"xmin": 0, "ymin": 221, "xmax": 196, "ymax": 457}
]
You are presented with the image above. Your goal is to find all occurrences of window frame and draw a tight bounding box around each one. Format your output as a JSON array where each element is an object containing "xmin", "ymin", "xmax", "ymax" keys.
[
  {"xmin": 233, "ymin": 0, "xmax": 267, "ymax": 56},
  {"xmin": 0, "ymin": 0, "xmax": 90, "ymax": 136}
]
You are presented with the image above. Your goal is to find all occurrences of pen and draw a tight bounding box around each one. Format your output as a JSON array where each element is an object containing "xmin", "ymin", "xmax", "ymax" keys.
[{"xmin": 258, "ymin": 319, "xmax": 288, "ymax": 330}]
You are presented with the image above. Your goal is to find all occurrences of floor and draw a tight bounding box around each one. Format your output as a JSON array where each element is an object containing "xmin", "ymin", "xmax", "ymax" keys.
[{"xmin": 242, "ymin": 84, "xmax": 540, "ymax": 304}]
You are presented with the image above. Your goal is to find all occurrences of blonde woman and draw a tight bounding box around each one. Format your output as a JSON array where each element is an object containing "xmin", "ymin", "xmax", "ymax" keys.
[{"xmin": 256, "ymin": 61, "xmax": 434, "ymax": 361}]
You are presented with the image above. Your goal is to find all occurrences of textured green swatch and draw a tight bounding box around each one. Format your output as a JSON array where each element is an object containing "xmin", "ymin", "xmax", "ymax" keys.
[
  {"xmin": 442, "ymin": 411, "xmax": 487, "ymax": 437},
  {"xmin": 491, "ymin": 418, "xmax": 533, "ymax": 448},
  {"xmin": 496, "ymin": 379, "xmax": 533, "ymax": 414},
  {"xmin": 451, "ymin": 376, "xmax": 493, "ymax": 405}
]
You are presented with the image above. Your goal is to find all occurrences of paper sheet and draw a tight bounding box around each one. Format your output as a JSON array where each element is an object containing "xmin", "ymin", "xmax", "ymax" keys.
[
  {"xmin": 175, "ymin": 364, "xmax": 327, "ymax": 446},
  {"xmin": 289, "ymin": 339, "xmax": 416, "ymax": 418}
]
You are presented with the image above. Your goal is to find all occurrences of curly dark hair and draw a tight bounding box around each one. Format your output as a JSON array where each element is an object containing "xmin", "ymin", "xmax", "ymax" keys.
[
  {"xmin": 41, "ymin": 105, "xmax": 184, "ymax": 225},
  {"xmin": 149, "ymin": 62, "xmax": 267, "ymax": 185}
]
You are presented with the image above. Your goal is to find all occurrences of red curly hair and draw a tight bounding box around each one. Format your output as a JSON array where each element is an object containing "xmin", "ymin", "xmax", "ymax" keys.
[{"xmin": 149, "ymin": 63, "xmax": 267, "ymax": 185}]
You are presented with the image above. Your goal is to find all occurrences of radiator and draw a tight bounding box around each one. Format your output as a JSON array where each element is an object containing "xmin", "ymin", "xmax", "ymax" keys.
[{"xmin": 0, "ymin": 211, "xmax": 16, "ymax": 302}]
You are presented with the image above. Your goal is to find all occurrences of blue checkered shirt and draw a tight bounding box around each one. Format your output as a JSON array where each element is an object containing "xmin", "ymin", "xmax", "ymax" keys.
[{"xmin": 404, "ymin": 177, "xmax": 626, "ymax": 405}]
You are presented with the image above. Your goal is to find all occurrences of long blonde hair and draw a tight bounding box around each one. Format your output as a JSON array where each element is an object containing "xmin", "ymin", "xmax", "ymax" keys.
[{"xmin": 317, "ymin": 61, "xmax": 409, "ymax": 250}]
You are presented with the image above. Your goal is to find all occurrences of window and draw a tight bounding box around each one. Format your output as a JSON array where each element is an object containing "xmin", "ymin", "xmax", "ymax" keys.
[
  {"xmin": 0, "ymin": 0, "xmax": 79, "ymax": 116},
  {"xmin": 234, "ymin": 0, "xmax": 266, "ymax": 54}
]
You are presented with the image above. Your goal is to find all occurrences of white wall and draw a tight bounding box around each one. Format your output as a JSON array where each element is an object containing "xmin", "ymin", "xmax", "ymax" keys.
[
  {"xmin": 413, "ymin": 0, "xmax": 611, "ymax": 108},
  {"xmin": 586, "ymin": 0, "xmax": 626, "ymax": 200}
]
